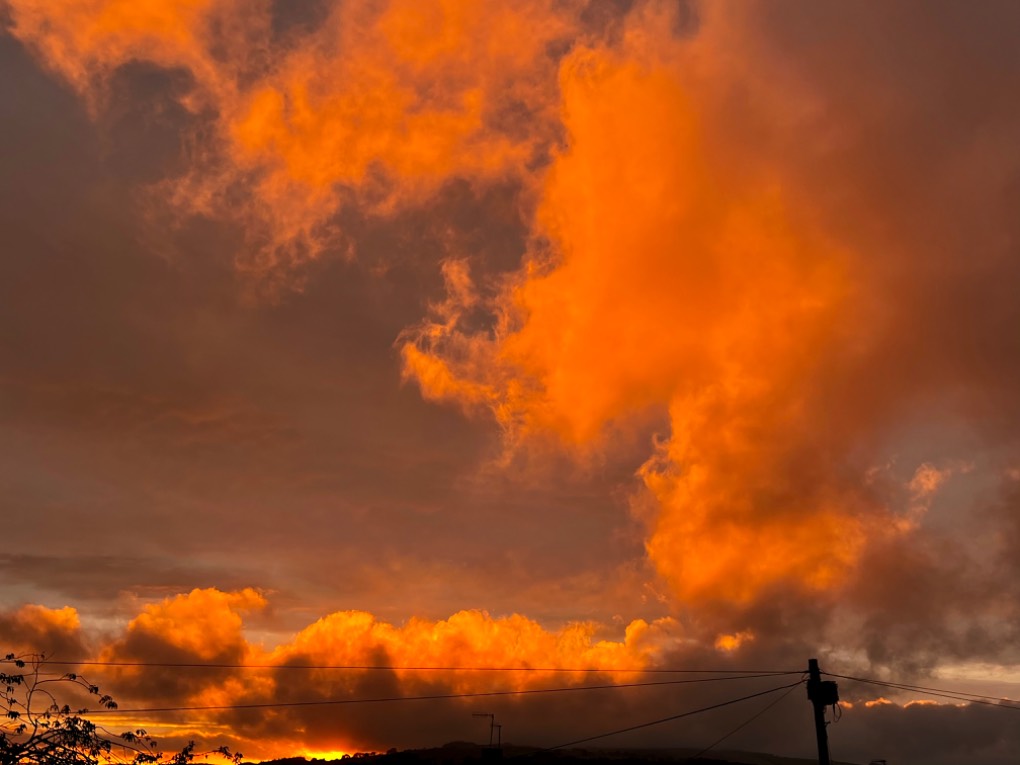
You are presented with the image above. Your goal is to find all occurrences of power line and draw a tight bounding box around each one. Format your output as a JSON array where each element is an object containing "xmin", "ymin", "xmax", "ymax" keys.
[
  {"xmin": 7, "ymin": 659, "xmax": 798, "ymax": 675},
  {"xmin": 683, "ymin": 680, "xmax": 803, "ymax": 761},
  {"xmin": 81, "ymin": 673, "xmax": 802, "ymax": 715},
  {"xmin": 541, "ymin": 679, "xmax": 805, "ymax": 751},
  {"xmin": 824, "ymin": 673, "xmax": 1020, "ymax": 711}
]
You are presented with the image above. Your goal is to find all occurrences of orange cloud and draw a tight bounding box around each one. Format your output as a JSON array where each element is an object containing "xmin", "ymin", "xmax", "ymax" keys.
[
  {"xmin": 271, "ymin": 609, "xmax": 670, "ymax": 693},
  {"xmin": 21, "ymin": 590, "xmax": 677, "ymax": 758},
  {"xmin": 0, "ymin": 604, "xmax": 84, "ymax": 658},
  {"xmin": 239, "ymin": 609, "xmax": 676, "ymax": 755},
  {"xmin": 107, "ymin": 587, "xmax": 266, "ymax": 662},
  {"xmin": 3, "ymin": 0, "xmax": 235, "ymax": 96},
  {"xmin": 92, "ymin": 587, "xmax": 269, "ymax": 720},
  {"xmin": 12, "ymin": 603, "xmax": 80, "ymax": 632},
  {"xmin": 12, "ymin": 0, "xmax": 882, "ymax": 609},
  {"xmin": 5, "ymin": 0, "xmax": 930, "ymax": 616},
  {"xmin": 6, "ymin": 0, "xmax": 574, "ymax": 277},
  {"xmin": 713, "ymin": 630, "xmax": 754, "ymax": 653},
  {"xmin": 402, "ymin": 8, "xmax": 901, "ymax": 607}
]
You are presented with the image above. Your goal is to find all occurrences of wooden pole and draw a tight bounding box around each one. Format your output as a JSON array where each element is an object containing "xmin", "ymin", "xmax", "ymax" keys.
[{"xmin": 807, "ymin": 659, "xmax": 832, "ymax": 765}]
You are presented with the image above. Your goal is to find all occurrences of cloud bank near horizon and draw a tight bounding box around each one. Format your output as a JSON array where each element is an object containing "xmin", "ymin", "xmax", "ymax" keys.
[{"xmin": 4, "ymin": 591, "xmax": 1020, "ymax": 765}]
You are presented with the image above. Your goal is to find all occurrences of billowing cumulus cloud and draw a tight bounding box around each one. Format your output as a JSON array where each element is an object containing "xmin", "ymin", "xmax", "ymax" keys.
[
  {"xmin": 402, "ymin": 4, "xmax": 903, "ymax": 610},
  {"xmin": 400, "ymin": 0, "xmax": 1020, "ymax": 649},
  {"xmin": 0, "ymin": 603, "xmax": 86, "ymax": 659},
  {"xmin": 5, "ymin": 0, "xmax": 574, "ymax": 279},
  {"xmin": 6, "ymin": 589, "xmax": 679, "ymax": 758}
]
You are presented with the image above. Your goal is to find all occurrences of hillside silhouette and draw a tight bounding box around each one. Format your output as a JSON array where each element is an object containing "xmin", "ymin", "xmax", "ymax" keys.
[{"xmin": 247, "ymin": 744, "xmax": 863, "ymax": 765}]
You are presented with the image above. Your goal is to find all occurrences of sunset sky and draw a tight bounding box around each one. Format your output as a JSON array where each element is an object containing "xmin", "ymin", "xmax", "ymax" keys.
[{"xmin": 3, "ymin": 1, "xmax": 1020, "ymax": 763}]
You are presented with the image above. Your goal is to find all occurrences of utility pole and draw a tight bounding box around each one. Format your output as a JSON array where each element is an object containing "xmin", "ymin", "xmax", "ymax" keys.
[
  {"xmin": 473, "ymin": 713, "xmax": 503, "ymax": 761},
  {"xmin": 472, "ymin": 713, "xmax": 496, "ymax": 747},
  {"xmin": 806, "ymin": 658, "xmax": 838, "ymax": 765}
]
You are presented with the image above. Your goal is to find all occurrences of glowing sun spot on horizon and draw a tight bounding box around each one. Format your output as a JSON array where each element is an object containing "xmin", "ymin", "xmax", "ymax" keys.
[{"xmin": 302, "ymin": 750, "xmax": 353, "ymax": 761}]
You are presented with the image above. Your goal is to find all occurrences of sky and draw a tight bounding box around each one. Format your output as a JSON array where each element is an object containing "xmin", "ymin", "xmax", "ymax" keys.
[{"xmin": 2, "ymin": 1, "xmax": 1020, "ymax": 763}]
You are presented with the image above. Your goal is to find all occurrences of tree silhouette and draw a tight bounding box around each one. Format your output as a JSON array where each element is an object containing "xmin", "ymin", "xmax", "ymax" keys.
[{"xmin": 1, "ymin": 653, "xmax": 240, "ymax": 765}]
